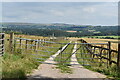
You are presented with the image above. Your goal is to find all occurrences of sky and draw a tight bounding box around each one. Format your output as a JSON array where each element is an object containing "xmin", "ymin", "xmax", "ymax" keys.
[
  {"xmin": 1, "ymin": 2, "xmax": 118, "ymax": 26},
  {"xmin": 1, "ymin": 0, "xmax": 119, "ymax": 2}
]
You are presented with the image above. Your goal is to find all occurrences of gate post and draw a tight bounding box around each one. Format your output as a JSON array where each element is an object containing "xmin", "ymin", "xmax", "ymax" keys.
[
  {"xmin": 108, "ymin": 41, "xmax": 111, "ymax": 65},
  {"xmin": 117, "ymin": 43, "xmax": 120, "ymax": 70},
  {"xmin": 25, "ymin": 40, "xmax": 28, "ymax": 50},
  {"xmin": 9, "ymin": 32, "xmax": 14, "ymax": 54},
  {"xmin": 19, "ymin": 36, "xmax": 22, "ymax": 49}
]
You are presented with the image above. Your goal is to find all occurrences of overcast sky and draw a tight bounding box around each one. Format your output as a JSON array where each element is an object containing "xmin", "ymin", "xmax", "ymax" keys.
[{"xmin": 1, "ymin": 2, "xmax": 118, "ymax": 26}]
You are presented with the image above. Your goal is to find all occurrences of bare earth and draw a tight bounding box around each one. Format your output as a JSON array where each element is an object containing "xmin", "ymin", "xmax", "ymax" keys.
[
  {"xmin": 28, "ymin": 63, "xmax": 106, "ymax": 79},
  {"xmin": 28, "ymin": 42, "xmax": 106, "ymax": 79}
]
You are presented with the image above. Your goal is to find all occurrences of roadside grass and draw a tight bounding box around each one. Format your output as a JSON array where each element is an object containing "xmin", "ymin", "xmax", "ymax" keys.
[
  {"xmin": 54, "ymin": 42, "xmax": 74, "ymax": 73},
  {"xmin": 2, "ymin": 52, "xmax": 39, "ymax": 78},
  {"xmin": 76, "ymin": 41, "xmax": 120, "ymax": 79},
  {"xmin": 3, "ymin": 34, "xmax": 68, "ymax": 78}
]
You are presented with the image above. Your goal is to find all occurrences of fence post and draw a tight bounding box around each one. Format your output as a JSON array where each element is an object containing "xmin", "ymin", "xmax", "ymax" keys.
[
  {"xmin": 38, "ymin": 39, "xmax": 40, "ymax": 48},
  {"xmin": 117, "ymin": 43, "xmax": 120, "ymax": 69},
  {"xmin": 31, "ymin": 40, "xmax": 33, "ymax": 49},
  {"xmin": 1, "ymin": 33, "xmax": 5, "ymax": 56},
  {"xmin": 34, "ymin": 40, "xmax": 38, "ymax": 51},
  {"xmin": 19, "ymin": 39, "xmax": 22, "ymax": 49},
  {"xmin": 25, "ymin": 40, "xmax": 28, "ymax": 50},
  {"xmin": 19, "ymin": 36, "xmax": 22, "ymax": 49},
  {"xmin": 9, "ymin": 32, "xmax": 14, "ymax": 54},
  {"xmin": 108, "ymin": 41, "xmax": 111, "ymax": 65}
]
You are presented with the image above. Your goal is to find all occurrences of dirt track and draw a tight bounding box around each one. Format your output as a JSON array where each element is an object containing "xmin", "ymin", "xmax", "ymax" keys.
[{"xmin": 28, "ymin": 42, "xmax": 106, "ymax": 79}]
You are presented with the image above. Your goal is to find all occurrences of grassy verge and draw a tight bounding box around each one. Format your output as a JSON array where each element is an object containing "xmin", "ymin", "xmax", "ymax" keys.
[
  {"xmin": 2, "ymin": 53, "xmax": 39, "ymax": 78},
  {"xmin": 54, "ymin": 42, "xmax": 74, "ymax": 73}
]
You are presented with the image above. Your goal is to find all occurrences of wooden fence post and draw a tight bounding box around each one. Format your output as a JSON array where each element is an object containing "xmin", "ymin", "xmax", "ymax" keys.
[
  {"xmin": 117, "ymin": 43, "xmax": 120, "ymax": 69},
  {"xmin": 1, "ymin": 33, "xmax": 5, "ymax": 55},
  {"xmin": 38, "ymin": 39, "xmax": 40, "ymax": 48},
  {"xmin": 19, "ymin": 39, "xmax": 22, "ymax": 49},
  {"xmin": 25, "ymin": 40, "xmax": 28, "ymax": 50},
  {"xmin": 31, "ymin": 40, "xmax": 33, "ymax": 49},
  {"xmin": 108, "ymin": 41, "xmax": 111, "ymax": 65},
  {"xmin": 19, "ymin": 36, "xmax": 22, "ymax": 49},
  {"xmin": 9, "ymin": 32, "xmax": 14, "ymax": 54},
  {"xmin": 34, "ymin": 40, "xmax": 38, "ymax": 51}
]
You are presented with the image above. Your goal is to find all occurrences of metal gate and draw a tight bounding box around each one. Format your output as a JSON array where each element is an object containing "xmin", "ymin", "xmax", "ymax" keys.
[
  {"xmin": 12, "ymin": 37, "xmax": 112, "ymax": 67},
  {"xmin": 5, "ymin": 34, "xmax": 119, "ymax": 69}
]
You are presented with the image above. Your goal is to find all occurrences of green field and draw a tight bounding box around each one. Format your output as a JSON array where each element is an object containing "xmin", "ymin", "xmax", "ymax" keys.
[{"xmin": 81, "ymin": 36, "xmax": 119, "ymax": 39}]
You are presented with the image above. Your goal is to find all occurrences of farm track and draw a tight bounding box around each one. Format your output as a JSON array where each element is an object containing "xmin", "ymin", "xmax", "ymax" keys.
[
  {"xmin": 27, "ymin": 41, "xmax": 106, "ymax": 79},
  {"xmin": 70, "ymin": 42, "xmax": 79, "ymax": 65}
]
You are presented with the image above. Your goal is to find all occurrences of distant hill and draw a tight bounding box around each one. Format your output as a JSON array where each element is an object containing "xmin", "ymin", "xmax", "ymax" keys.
[{"xmin": 1, "ymin": 22, "xmax": 119, "ymax": 37}]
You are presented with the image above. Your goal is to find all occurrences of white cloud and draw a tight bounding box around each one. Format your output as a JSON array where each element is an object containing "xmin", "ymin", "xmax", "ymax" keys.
[
  {"xmin": 23, "ymin": 17, "xmax": 29, "ymax": 20},
  {"xmin": 83, "ymin": 7, "xmax": 95, "ymax": 13},
  {"xmin": 50, "ymin": 10, "xmax": 64, "ymax": 16}
]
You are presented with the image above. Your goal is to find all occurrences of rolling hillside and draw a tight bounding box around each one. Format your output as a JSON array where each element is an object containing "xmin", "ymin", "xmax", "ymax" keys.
[{"xmin": 1, "ymin": 22, "xmax": 119, "ymax": 37}]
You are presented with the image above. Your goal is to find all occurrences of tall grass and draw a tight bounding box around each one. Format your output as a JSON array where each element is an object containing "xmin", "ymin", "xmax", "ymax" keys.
[{"xmin": 2, "ymin": 52, "xmax": 39, "ymax": 78}]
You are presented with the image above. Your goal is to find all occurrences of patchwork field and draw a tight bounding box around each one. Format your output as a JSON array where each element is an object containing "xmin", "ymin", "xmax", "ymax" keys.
[{"xmin": 69, "ymin": 37, "xmax": 118, "ymax": 51}]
